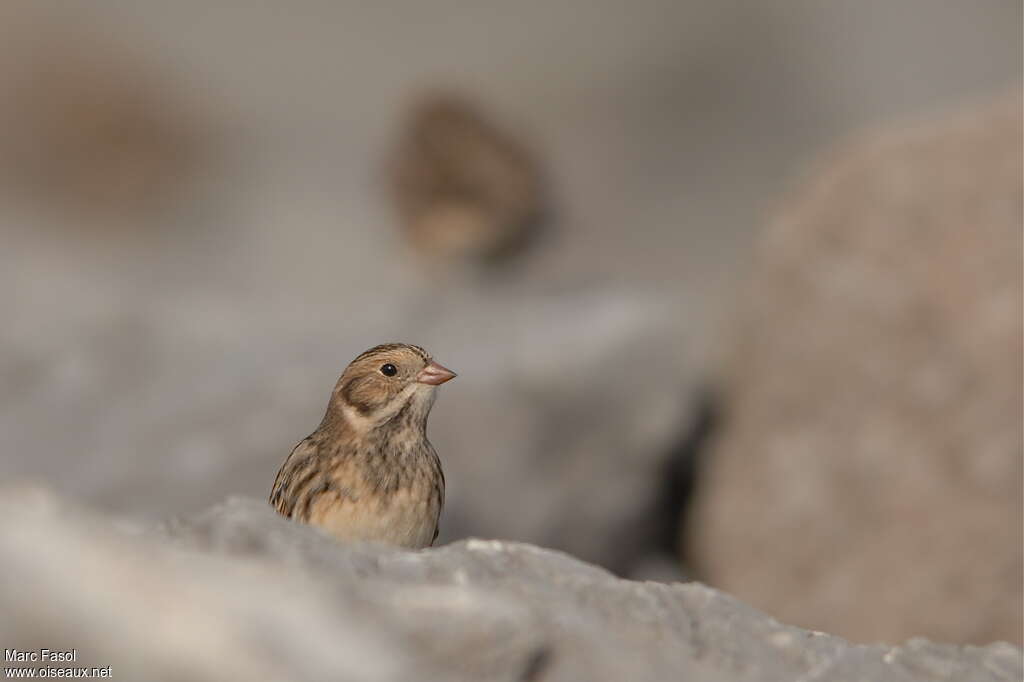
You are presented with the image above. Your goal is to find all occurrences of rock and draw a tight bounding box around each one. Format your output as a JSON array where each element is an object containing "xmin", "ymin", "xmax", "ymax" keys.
[
  {"xmin": 688, "ymin": 93, "xmax": 1022, "ymax": 645},
  {"xmin": 1, "ymin": 489, "xmax": 1019, "ymax": 682},
  {"xmin": 421, "ymin": 286, "xmax": 698, "ymax": 577}
]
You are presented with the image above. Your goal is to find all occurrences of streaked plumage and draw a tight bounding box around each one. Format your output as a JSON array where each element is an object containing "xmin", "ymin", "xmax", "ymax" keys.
[{"xmin": 270, "ymin": 343, "xmax": 455, "ymax": 548}]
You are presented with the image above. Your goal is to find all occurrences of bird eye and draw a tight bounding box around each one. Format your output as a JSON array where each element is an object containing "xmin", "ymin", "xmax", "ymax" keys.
[{"xmin": 380, "ymin": 363, "xmax": 397, "ymax": 377}]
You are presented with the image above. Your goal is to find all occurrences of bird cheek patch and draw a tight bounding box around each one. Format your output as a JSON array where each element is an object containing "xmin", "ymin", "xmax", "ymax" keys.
[{"xmin": 340, "ymin": 375, "xmax": 388, "ymax": 416}]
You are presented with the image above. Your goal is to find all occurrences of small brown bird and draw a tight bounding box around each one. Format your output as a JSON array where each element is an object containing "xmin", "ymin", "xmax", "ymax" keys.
[{"xmin": 270, "ymin": 343, "xmax": 455, "ymax": 548}]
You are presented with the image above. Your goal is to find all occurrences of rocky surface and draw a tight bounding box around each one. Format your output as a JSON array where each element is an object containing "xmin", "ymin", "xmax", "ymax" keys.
[
  {"xmin": 688, "ymin": 93, "xmax": 1023, "ymax": 645},
  {"xmin": 1, "ymin": 489, "xmax": 1020, "ymax": 682}
]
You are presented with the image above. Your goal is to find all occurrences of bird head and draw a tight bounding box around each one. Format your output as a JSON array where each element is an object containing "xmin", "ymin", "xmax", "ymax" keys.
[{"xmin": 328, "ymin": 343, "xmax": 455, "ymax": 433}]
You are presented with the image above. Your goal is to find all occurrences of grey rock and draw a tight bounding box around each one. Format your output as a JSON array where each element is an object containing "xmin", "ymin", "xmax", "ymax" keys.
[
  {"xmin": 421, "ymin": 286, "xmax": 697, "ymax": 575},
  {"xmin": 688, "ymin": 93, "xmax": 1023, "ymax": 645},
  {"xmin": 1, "ymin": 489, "xmax": 1019, "ymax": 682}
]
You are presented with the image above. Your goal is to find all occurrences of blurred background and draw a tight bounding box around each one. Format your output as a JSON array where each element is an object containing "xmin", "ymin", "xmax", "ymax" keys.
[{"xmin": 0, "ymin": 0, "xmax": 1019, "ymax": 647}]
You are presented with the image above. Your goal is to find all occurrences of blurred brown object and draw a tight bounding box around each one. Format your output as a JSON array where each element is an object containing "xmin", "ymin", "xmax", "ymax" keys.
[
  {"xmin": 388, "ymin": 92, "xmax": 546, "ymax": 266},
  {"xmin": 688, "ymin": 92, "xmax": 1023, "ymax": 645},
  {"xmin": 0, "ymin": 16, "xmax": 209, "ymax": 224}
]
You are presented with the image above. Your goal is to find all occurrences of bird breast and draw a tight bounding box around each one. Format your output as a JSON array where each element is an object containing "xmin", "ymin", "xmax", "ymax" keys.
[
  {"xmin": 309, "ymin": 479, "xmax": 440, "ymax": 549},
  {"xmin": 308, "ymin": 455, "xmax": 441, "ymax": 549},
  {"xmin": 306, "ymin": 437, "xmax": 443, "ymax": 550}
]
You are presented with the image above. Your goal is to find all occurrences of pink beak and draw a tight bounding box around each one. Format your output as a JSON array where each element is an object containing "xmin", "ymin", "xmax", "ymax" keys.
[{"xmin": 416, "ymin": 361, "xmax": 457, "ymax": 386}]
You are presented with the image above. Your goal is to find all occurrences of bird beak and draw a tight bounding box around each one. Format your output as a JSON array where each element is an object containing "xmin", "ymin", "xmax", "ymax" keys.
[{"xmin": 416, "ymin": 361, "xmax": 457, "ymax": 385}]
